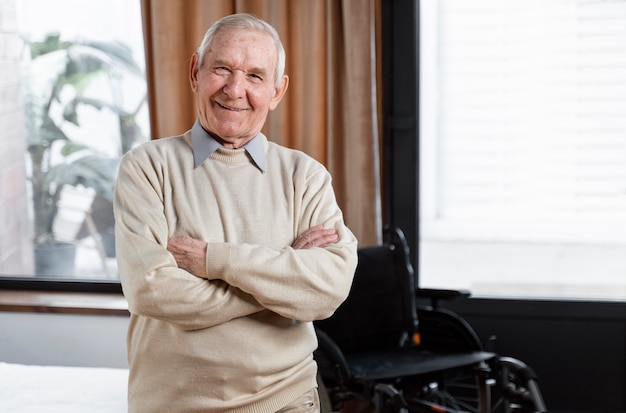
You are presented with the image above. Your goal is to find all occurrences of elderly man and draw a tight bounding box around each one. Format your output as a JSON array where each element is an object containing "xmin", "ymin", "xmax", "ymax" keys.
[{"xmin": 114, "ymin": 12, "xmax": 358, "ymax": 413}]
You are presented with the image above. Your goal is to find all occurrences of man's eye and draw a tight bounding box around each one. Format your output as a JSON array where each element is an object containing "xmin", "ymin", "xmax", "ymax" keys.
[
  {"xmin": 215, "ymin": 67, "xmax": 230, "ymax": 74},
  {"xmin": 249, "ymin": 73, "xmax": 263, "ymax": 81}
]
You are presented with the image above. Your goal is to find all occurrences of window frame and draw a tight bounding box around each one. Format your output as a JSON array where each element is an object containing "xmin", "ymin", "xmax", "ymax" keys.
[{"xmin": 0, "ymin": 277, "xmax": 122, "ymax": 293}]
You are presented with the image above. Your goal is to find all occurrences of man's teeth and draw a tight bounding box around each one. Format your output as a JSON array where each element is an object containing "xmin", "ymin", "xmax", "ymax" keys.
[{"xmin": 218, "ymin": 102, "xmax": 243, "ymax": 111}]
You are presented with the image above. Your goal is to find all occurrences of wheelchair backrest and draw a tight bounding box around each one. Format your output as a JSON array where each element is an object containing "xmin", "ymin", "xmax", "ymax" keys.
[{"xmin": 315, "ymin": 228, "xmax": 419, "ymax": 354}]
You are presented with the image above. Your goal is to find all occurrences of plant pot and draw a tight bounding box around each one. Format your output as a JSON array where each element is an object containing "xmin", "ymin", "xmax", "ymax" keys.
[{"xmin": 34, "ymin": 242, "xmax": 77, "ymax": 277}]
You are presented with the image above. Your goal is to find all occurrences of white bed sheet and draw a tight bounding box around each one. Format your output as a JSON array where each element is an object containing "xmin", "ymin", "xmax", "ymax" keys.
[{"xmin": 0, "ymin": 362, "xmax": 128, "ymax": 412}]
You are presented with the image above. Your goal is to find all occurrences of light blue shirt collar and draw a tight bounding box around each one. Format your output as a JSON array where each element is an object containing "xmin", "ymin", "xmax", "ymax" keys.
[{"xmin": 190, "ymin": 119, "xmax": 266, "ymax": 172}]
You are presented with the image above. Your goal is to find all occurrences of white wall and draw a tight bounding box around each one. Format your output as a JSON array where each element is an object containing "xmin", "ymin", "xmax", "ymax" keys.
[{"xmin": 0, "ymin": 312, "xmax": 128, "ymax": 368}]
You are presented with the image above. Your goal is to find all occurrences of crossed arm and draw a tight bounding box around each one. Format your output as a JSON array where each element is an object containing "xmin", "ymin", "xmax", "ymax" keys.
[{"xmin": 167, "ymin": 225, "xmax": 339, "ymax": 279}]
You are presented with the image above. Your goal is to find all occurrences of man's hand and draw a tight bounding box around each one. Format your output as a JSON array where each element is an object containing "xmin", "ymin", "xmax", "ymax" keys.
[
  {"xmin": 167, "ymin": 235, "xmax": 208, "ymax": 278},
  {"xmin": 292, "ymin": 225, "xmax": 339, "ymax": 249}
]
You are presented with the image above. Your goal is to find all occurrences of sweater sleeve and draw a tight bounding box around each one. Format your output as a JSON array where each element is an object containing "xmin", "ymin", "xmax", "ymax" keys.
[
  {"xmin": 114, "ymin": 151, "xmax": 265, "ymax": 331},
  {"xmin": 204, "ymin": 167, "xmax": 358, "ymax": 322}
]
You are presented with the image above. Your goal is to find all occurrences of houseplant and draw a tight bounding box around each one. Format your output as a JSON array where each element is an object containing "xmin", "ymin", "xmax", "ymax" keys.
[{"xmin": 23, "ymin": 33, "xmax": 146, "ymax": 276}]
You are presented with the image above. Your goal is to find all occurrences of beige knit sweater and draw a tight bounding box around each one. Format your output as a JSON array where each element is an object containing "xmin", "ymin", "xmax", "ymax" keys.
[{"xmin": 114, "ymin": 130, "xmax": 358, "ymax": 413}]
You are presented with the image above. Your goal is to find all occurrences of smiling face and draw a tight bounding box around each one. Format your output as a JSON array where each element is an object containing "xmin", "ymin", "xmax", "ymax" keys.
[{"xmin": 189, "ymin": 28, "xmax": 289, "ymax": 148}]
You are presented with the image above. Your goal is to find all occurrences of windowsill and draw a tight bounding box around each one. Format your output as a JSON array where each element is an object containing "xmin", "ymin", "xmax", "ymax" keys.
[{"xmin": 0, "ymin": 290, "xmax": 129, "ymax": 316}]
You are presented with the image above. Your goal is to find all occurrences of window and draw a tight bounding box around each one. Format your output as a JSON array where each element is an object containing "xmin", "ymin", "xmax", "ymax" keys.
[
  {"xmin": 0, "ymin": 0, "xmax": 149, "ymax": 281},
  {"xmin": 419, "ymin": 0, "xmax": 626, "ymax": 300}
]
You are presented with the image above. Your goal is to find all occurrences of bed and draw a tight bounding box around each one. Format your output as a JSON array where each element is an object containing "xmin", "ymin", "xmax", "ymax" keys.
[{"xmin": 0, "ymin": 362, "xmax": 128, "ymax": 412}]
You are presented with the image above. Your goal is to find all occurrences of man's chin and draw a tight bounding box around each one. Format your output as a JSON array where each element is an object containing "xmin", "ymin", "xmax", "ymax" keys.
[{"xmin": 212, "ymin": 131, "xmax": 254, "ymax": 149}]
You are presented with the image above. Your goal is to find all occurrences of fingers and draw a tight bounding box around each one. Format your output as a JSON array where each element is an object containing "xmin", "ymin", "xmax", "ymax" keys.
[
  {"xmin": 168, "ymin": 236, "xmax": 205, "ymax": 255},
  {"xmin": 167, "ymin": 235, "xmax": 189, "ymax": 253},
  {"xmin": 167, "ymin": 235, "xmax": 208, "ymax": 278},
  {"xmin": 292, "ymin": 225, "xmax": 339, "ymax": 249}
]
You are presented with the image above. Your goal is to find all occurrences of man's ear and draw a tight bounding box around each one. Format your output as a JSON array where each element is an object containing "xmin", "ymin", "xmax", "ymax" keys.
[
  {"xmin": 269, "ymin": 75, "xmax": 289, "ymax": 111},
  {"xmin": 189, "ymin": 53, "xmax": 200, "ymax": 92}
]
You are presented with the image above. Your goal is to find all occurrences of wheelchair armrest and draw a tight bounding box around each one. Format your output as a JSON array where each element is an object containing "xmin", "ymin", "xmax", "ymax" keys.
[{"xmin": 416, "ymin": 288, "xmax": 471, "ymax": 309}]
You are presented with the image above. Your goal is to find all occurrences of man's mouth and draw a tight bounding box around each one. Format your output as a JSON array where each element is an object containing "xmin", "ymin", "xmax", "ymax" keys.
[{"xmin": 217, "ymin": 102, "xmax": 246, "ymax": 112}]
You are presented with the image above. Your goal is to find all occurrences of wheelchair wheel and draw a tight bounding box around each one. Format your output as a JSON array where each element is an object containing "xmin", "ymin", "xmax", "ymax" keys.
[
  {"xmin": 488, "ymin": 357, "xmax": 547, "ymax": 413},
  {"xmin": 406, "ymin": 360, "xmax": 547, "ymax": 413},
  {"xmin": 318, "ymin": 373, "xmax": 335, "ymax": 413},
  {"xmin": 403, "ymin": 363, "xmax": 492, "ymax": 413}
]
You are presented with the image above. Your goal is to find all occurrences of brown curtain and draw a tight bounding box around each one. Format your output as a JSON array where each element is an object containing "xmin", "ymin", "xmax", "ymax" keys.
[{"xmin": 141, "ymin": 0, "xmax": 382, "ymax": 246}]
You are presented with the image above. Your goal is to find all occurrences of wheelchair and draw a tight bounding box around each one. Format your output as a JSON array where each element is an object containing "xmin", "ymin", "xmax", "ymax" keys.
[{"xmin": 314, "ymin": 227, "xmax": 547, "ymax": 413}]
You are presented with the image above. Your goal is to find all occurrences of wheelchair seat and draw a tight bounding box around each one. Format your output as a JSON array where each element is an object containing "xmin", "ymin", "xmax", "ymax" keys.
[{"xmin": 345, "ymin": 349, "xmax": 495, "ymax": 381}]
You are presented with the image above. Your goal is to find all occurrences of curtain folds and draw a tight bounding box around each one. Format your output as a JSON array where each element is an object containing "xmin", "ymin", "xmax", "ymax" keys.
[{"xmin": 140, "ymin": 0, "xmax": 382, "ymax": 246}]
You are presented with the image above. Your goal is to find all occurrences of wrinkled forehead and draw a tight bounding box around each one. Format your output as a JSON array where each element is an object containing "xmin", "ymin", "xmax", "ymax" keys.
[{"xmin": 208, "ymin": 28, "xmax": 278, "ymax": 65}]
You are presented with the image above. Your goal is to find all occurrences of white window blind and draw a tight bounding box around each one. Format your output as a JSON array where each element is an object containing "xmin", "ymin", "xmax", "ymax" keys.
[
  {"xmin": 419, "ymin": 0, "xmax": 626, "ymax": 299},
  {"xmin": 427, "ymin": 0, "xmax": 626, "ymax": 243}
]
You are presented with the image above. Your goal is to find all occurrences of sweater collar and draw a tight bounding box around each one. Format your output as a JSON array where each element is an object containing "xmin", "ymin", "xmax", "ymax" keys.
[{"xmin": 190, "ymin": 119, "xmax": 266, "ymax": 172}]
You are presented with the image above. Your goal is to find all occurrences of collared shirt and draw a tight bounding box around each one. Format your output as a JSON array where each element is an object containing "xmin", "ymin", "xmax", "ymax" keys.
[{"xmin": 190, "ymin": 119, "xmax": 266, "ymax": 172}]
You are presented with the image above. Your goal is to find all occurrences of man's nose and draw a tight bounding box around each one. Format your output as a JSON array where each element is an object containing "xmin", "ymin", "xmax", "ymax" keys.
[{"xmin": 223, "ymin": 71, "xmax": 246, "ymax": 97}]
